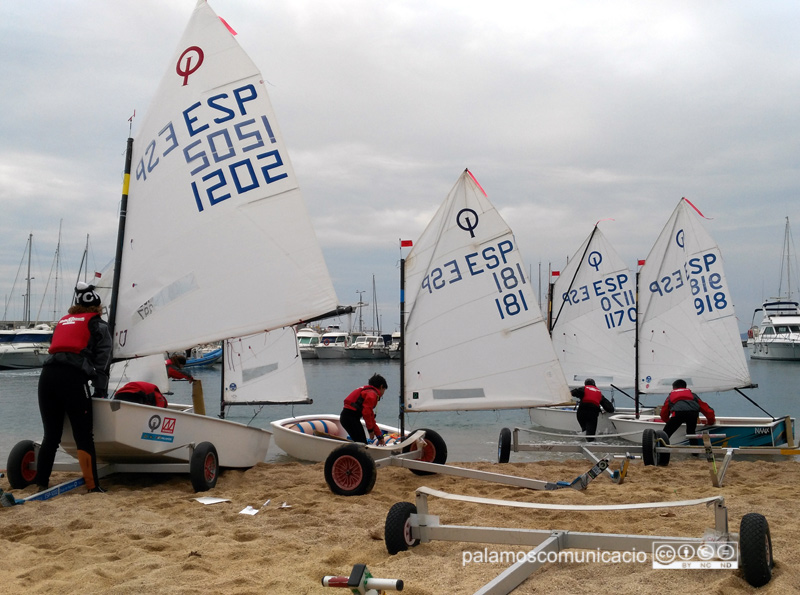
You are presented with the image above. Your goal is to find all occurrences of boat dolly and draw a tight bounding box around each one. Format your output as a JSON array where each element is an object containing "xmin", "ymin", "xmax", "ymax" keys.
[{"xmin": 384, "ymin": 486, "xmax": 774, "ymax": 592}]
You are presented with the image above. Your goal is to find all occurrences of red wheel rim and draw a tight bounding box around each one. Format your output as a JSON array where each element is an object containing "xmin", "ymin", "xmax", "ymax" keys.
[
  {"xmin": 203, "ymin": 453, "xmax": 217, "ymax": 482},
  {"xmin": 21, "ymin": 450, "xmax": 36, "ymax": 482},
  {"xmin": 332, "ymin": 455, "xmax": 362, "ymax": 490},
  {"xmin": 414, "ymin": 439, "xmax": 435, "ymax": 463}
]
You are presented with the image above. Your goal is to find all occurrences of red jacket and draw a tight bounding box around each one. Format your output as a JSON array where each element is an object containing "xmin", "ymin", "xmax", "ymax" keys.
[
  {"xmin": 661, "ymin": 388, "xmax": 716, "ymax": 424},
  {"xmin": 115, "ymin": 381, "xmax": 168, "ymax": 408},
  {"xmin": 581, "ymin": 386, "xmax": 603, "ymax": 407},
  {"xmin": 49, "ymin": 312, "xmax": 100, "ymax": 354},
  {"xmin": 343, "ymin": 385, "xmax": 381, "ymax": 433},
  {"xmin": 166, "ymin": 359, "xmax": 193, "ymax": 381}
]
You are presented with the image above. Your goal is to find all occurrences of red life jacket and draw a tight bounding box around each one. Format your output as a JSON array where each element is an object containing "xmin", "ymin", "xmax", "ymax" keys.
[
  {"xmin": 114, "ymin": 381, "xmax": 168, "ymax": 408},
  {"xmin": 49, "ymin": 312, "xmax": 99, "ymax": 354},
  {"xmin": 668, "ymin": 388, "xmax": 696, "ymax": 407},
  {"xmin": 582, "ymin": 385, "xmax": 603, "ymax": 407}
]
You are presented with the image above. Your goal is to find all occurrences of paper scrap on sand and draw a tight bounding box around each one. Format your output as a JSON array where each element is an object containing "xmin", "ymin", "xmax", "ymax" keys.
[
  {"xmin": 194, "ymin": 497, "xmax": 230, "ymax": 505},
  {"xmin": 239, "ymin": 505, "xmax": 259, "ymax": 515}
]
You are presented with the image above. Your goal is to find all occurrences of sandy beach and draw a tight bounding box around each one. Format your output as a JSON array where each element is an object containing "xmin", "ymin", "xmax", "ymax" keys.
[{"xmin": 1, "ymin": 456, "xmax": 797, "ymax": 594}]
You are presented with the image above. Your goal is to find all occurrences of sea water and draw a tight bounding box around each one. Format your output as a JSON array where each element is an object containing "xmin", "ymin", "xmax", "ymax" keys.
[{"xmin": 1, "ymin": 353, "xmax": 798, "ymax": 467}]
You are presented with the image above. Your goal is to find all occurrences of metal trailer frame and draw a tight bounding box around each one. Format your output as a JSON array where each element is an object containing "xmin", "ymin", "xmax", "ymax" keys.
[
  {"xmin": 385, "ymin": 487, "xmax": 772, "ymax": 594},
  {"xmin": 642, "ymin": 429, "xmax": 800, "ymax": 487},
  {"xmin": 323, "ymin": 431, "xmax": 632, "ymax": 497},
  {"xmin": 501, "ymin": 425, "xmax": 800, "ymax": 487}
]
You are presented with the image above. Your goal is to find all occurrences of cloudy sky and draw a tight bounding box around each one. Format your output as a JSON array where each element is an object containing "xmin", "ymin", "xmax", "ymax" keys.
[{"xmin": 2, "ymin": 0, "xmax": 799, "ymax": 335}]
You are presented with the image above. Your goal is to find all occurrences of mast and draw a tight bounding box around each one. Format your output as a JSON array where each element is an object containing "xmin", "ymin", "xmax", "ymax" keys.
[
  {"xmin": 24, "ymin": 233, "xmax": 33, "ymax": 326},
  {"xmin": 399, "ymin": 256, "xmax": 406, "ymax": 437},
  {"xmin": 108, "ymin": 138, "xmax": 133, "ymax": 350},
  {"xmin": 634, "ymin": 264, "xmax": 641, "ymax": 418}
]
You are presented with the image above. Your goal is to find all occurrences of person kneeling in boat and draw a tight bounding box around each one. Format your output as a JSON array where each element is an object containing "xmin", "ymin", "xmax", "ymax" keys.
[
  {"xmin": 340, "ymin": 373, "xmax": 387, "ymax": 445},
  {"xmin": 660, "ymin": 379, "xmax": 716, "ymax": 446},
  {"xmin": 572, "ymin": 379, "xmax": 615, "ymax": 442},
  {"xmin": 36, "ymin": 282, "xmax": 112, "ymax": 494},
  {"xmin": 166, "ymin": 353, "xmax": 194, "ymax": 382}
]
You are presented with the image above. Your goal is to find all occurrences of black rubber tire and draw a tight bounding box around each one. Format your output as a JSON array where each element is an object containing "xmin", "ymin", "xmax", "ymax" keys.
[
  {"xmin": 189, "ymin": 442, "xmax": 219, "ymax": 492},
  {"xmin": 498, "ymin": 427, "xmax": 512, "ymax": 464},
  {"xmin": 739, "ymin": 513, "xmax": 773, "ymax": 587},
  {"xmin": 385, "ymin": 502, "xmax": 420, "ymax": 555},
  {"xmin": 642, "ymin": 429, "xmax": 671, "ymax": 466},
  {"xmin": 407, "ymin": 428, "xmax": 447, "ymax": 476},
  {"xmin": 642, "ymin": 429, "xmax": 657, "ymax": 466},
  {"xmin": 324, "ymin": 444, "xmax": 377, "ymax": 496},
  {"xmin": 7, "ymin": 440, "xmax": 37, "ymax": 489},
  {"xmin": 654, "ymin": 430, "xmax": 670, "ymax": 466}
]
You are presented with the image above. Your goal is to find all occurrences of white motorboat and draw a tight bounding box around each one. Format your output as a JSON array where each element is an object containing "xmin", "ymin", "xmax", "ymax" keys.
[
  {"xmin": 0, "ymin": 325, "xmax": 53, "ymax": 370},
  {"xmin": 296, "ymin": 327, "xmax": 321, "ymax": 359},
  {"xmin": 747, "ymin": 217, "xmax": 800, "ymax": 361},
  {"xmin": 315, "ymin": 328, "xmax": 351, "ymax": 359},
  {"xmin": 347, "ymin": 334, "xmax": 389, "ymax": 360},
  {"xmin": 6, "ymin": 1, "xmax": 341, "ymax": 493}
]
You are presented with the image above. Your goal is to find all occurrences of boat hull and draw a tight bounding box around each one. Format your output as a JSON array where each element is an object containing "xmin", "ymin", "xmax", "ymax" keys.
[
  {"xmin": 0, "ymin": 347, "xmax": 49, "ymax": 370},
  {"xmin": 608, "ymin": 413, "xmax": 796, "ymax": 447},
  {"xmin": 271, "ymin": 413, "xmax": 405, "ymax": 462},
  {"xmin": 528, "ymin": 405, "xmax": 620, "ymax": 435},
  {"xmin": 749, "ymin": 339, "xmax": 800, "ymax": 361},
  {"xmin": 61, "ymin": 398, "xmax": 271, "ymax": 468},
  {"xmin": 315, "ymin": 346, "xmax": 349, "ymax": 359}
]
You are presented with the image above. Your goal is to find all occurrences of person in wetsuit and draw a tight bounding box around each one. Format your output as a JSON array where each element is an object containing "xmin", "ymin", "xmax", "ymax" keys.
[
  {"xmin": 660, "ymin": 379, "xmax": 716, "ymax": 446},
  {"xmin": 340, "ymin": 373, "xmax": 387, "ymax": 444},
  {"xmin": 572, "ymin": 378, "xmax": 615, "ymax": 442},
  {"xmin": 166, "ymin": 353, "xmax": 194, "ymax": 382},
  {"xmin": 36, "ymin": 282, "xmax": 112, "ymax": 493}
]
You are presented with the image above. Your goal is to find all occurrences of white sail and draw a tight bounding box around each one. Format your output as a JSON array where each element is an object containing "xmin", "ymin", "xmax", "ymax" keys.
[
  {"xmin": 551, "ymin": 225, "xmax": 635, "ymax": 389},
  {"xmin": 222, "ymin": 327, "xmax": 310, "ymax": 405},
  {"xmin": 403, "ymin": 169, "xmax": 571, "ymax": 411},
  {"xmin": 113, "ymin": 0, "xmax": 338, "ymax": 359},
  {"xmin": 637, "ymin": 198, "xmax": 751, "ymax": 393}
]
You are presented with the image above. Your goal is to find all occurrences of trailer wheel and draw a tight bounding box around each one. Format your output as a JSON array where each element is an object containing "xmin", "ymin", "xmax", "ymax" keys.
[
  {"xmin": 190, "ymin": 442, "xmax": 219, "ymax": 492},
  {"xmin": 7, "ymin": 440, "xmax": 37, "ymax": 488},
  {"xmin": 498, "ymin": 427, "xmax": 512, "ymax": 464},
  {"xmin": 324, "ymin": 444, "xmax": 377, "ymax": 496},
  {"xmin": 407, "ymin": 428, "xmax": 448, "ymax": 476},
  {"xmin": 642, "ymin": 429, "xmax": 670, "ymax": 466},
  {"xmin": 740, "ymin": 513, "xmax": 773, "ymax": 587},
  {"xmin": 385, "ymin": 502, "xmax": 419, "ymax": 555}
]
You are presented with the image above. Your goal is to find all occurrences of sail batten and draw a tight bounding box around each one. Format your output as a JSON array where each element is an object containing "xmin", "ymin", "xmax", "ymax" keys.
[{"xmin": 112, "ymin": 1, "xmax": 338, "ymax": 358}]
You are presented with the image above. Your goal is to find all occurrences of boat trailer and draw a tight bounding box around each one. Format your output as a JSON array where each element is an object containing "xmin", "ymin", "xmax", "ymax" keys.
[
  {"xmin": 322, "ymin": 429, "xmax": 629, "ymax": 497},
  {"xmin": 384, "ymin": 486, "xmax": 773, "ymax": 593}
]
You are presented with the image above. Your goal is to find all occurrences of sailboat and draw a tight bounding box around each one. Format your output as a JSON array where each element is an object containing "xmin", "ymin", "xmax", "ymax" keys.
[
  {"xmin": 272, "ymin": 169, "xmax": 572, "ymax": 463},
  {"xmin": 0, "ymin": 233, "xmax": 54, "ymax": 370},
  {"xmin": 609, "ymin": 198, "xmax": 795, "ymax": 446},
  {"xmin": 747, "ymin": 217, "xmax": 800, "ymax": 361},
  {"xmin": 527, "ymin": 223, "xmax": 647, "ymax": 434},
  {"xmin": 6, "ymin": 0, "xmax": 340, "ymax": 493}
]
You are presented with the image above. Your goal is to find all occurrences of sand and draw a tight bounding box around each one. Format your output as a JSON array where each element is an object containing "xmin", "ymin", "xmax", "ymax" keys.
[{"xmin": 1, "ymin": 456, "xmax": 798, "ymax": 594}]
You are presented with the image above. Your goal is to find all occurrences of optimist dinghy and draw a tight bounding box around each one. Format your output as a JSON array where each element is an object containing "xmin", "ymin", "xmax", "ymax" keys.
[{"xmin": 6, "ymin": 0, "xmax": 342, "ymax": 493}]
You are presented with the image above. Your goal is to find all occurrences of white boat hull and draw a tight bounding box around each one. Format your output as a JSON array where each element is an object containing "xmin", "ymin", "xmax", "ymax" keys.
[
  {"xmin": 527, "ymin": 405, "xmax": 620, "ymax": 435},
  {"xmin": 0, "ymin": 346, "xmax": 49, "ymax": 370},
  {"xmin": 315, "ymin": 346, "xmax": 349, "ymax": 359},
  {"xmin": 62, "ymin": 398, "xmax": 271, "ymax": 468},
  {"xmin": 609, "ymin": 413, "xmax": 796, "ymax": 447},
  {"xmin": 749, "ymin": 339, "xmax": 800, "ymax": 361},
  {"xmin": 271, "ymin": 413, "xmax": 405, "ymax": 462}
]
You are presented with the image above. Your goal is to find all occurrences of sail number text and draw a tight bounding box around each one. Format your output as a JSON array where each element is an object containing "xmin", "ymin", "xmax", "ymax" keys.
[
  {"xmin": 561, "ymin": 273, "xmax": 635, "ymax": 329},
  {"xmin": 133, "ymin": 83, "xmax": 289, "ymax": 212},
  {"xmin": 648, "ymin": 252, "xmax": 729, "ymax": 316},
  {"xmin": 419, "ymin": 240, "xmax": 531, "ymax": 320}
]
